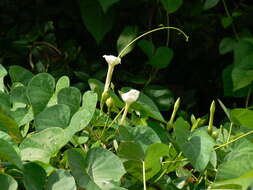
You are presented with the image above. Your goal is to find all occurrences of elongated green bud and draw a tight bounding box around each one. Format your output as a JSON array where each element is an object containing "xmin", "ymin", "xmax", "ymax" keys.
[
  {"xmin": 208, "ymin": 100, "xmax": 215, "ymax": 134},
  {"xmin": 167, "ymin": 97, "xmax": 181, "ymax": 130}
]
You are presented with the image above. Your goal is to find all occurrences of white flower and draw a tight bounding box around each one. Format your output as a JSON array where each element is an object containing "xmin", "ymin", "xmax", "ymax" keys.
[
  {"xmin": 103, "ymin": 55, "xmax": 121, "ymax": 67},
  {"xmin": 121, "ymin": 89, "xmax": 140, "ymax": 105}
]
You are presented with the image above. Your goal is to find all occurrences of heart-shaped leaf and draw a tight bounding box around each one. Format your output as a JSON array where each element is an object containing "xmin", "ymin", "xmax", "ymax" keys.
[
  {"xmin": 20, "ymin": 127, "xmax": 68, "ymax": 163},
  {"xmin": 148, "ymin": 46, "xmax": 174, "ymax": 69},
  {"xmin": 26, "ymin": 73, "xmax": 55, "ymax": 116}
]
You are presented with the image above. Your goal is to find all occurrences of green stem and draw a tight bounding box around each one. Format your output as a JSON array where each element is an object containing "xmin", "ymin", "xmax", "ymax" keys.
[
  {"xmin": 142, "ymin": 161, "xmax": 147, "ymax": 190},
  {"xmin": 118, "ymin": 26, "xmax": 189, "ymax": 58},
  {"xmin": 246, "ymin": 87, "xmax": 251, "ymax": 108},
  {"xmin": 214, "ymin": 129, "xmax": 253, "ymax": 150},
  {"xmin": 119, "ymin": 103, "xmax": 130, "ymax": 125},
  {"xmin": 107, "ymin": 107, "xmax": 125, "ymax": 129}
]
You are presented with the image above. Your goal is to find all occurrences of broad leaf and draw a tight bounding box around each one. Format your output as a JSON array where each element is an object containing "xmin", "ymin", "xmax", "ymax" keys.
[
  {"xmin": 98, "ymin": 0, "xmax": 119, "ymax": 12},
  {"xmin": 119, "ymin": 125, "xmax": 161, "ymax": 152},
  {"xmin": 10, "ymin": 85, "xmax": 29, "ymax": 105},
  {"xmin": 85, "ymin": 147, "xmax": 126, "ymax": 189},
  {"xmin": 0, "ymin": 112, "xmax": 22, "ymax": 143},
  {"xmin": 138, "ymin": 39, "xmax": 155, "ymax": 59},
  {"xmin": 23, "ymin": 162, "xmax": 46, "ymax": 190},
  {"xmin": 219, "ymin": 37, "xmax": 236, "ymax": 55},
  {"xmin": 117, "ymin": 141, "xmax": 145, "ymax": 161},
  {"xmin": 160, "ymin": 0, "xmax": 183, "ymax": 13},
  {"xmin": 148, "ymin": 47, "xmax": 174, "ymax": 69},
  {"xmin": 46, "ymin": 169, "xmax": 76, "ymax": 190},
  {"xmin": 214, "ymin": 150, "xmax": 253, "ymax": 189},
  {"xmin": 117, "ymin": 25, "xmax": 138, "ymax": 57},
  {"xmin": 231, "ymin": 108, "xmax": 253, "ymax": 129},
  {"xmin": 67, "ymin": 148, "xmax": 100, "ymax": 190},
  {"xmin": 26, "ymin": 73, "xmax": 55, "ymax": 115},
  {"xmin": 175, "ymin": 118, "xmax": 215, "ymax": 171},
  {"xmin": 0, "ymin": 173, "xmax": 18, "ymax": 190},
  {"xmin": 144, "ymin": 143, "xmax": 170, "ymax": 180},
  {"xmin": 68, "ymin": 148, "xmax": 126, "ymax": 190},
  {"xmin": 20, "ymin": 127, "xmax": 68, "ymax": 163},
  {"xmin": 203, "ymin": 0, "xmax": 220, "ymax": 10},
  {"xmin": 35, "ymin": 104, "xmax": 71, "ymax": 131},
  {"xmin": 9, "ymin": 65, "xmax": 34, "ymax": 85},
  {"xmin": 143, "ymin": 85, "xmax": 174, "ymax": 111},
  {"xmin": 57, "ymin": 87, "xmax": 81, "ymax": 117},
  {"xmin": 0, "ymin": 139, "xmax": 23, "ymax": 169},
  {"xmin": 79, "ymin": 0, "xmax": 114, "ymax": 43}
]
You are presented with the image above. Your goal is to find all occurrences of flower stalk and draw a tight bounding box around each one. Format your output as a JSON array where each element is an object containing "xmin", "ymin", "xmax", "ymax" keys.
[{"xmin": 167, "ymin": 97, "xmax": 181, "ymax": 130}]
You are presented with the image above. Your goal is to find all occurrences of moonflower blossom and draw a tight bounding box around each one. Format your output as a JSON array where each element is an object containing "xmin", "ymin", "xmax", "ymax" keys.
[
  {"xmin": 103, "ymin": 55, "xmax": 121, "ymax": 67},
  {"xmin": 121, "ymin": 89, "xmax": 140, "ymax": 105},
  {"xmin": 119, "ymin": 89, "xmax": 140, "ymax": 125}
]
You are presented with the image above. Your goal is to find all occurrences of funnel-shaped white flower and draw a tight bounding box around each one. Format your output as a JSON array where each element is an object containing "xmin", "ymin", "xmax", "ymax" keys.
[
  {"xmin": 121, "ymin": 89, "xmax": 140, "ymax": 105},
  {"xmin": 103, "ymin": 55, "xmax": 121, "ymax": 67},
  {"xmin": 119, "ymin": 89, "xmax": 140, "ymax": 125}
]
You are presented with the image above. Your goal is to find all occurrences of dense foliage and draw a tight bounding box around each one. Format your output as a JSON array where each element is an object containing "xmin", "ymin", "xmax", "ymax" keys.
[{"xmin": 1, "ymin": 0, "xmax": 253, "ymax": 189}]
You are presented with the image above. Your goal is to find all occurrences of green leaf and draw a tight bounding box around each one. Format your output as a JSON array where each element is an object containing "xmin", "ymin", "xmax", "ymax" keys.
[
  {"xmin": 0, "ymin": 173, "xmax": 18, "ymax": 190},
  {"xmin": 85, "ymin": 147, "xmax": 126, "ymax": 189},
  {"xmin": 67, "ymin": 148, "xmax": 100, "ymax": 190},
  {"xmin": 230, "ymin": 108, "xmax": 253, "ymax": 128},
  {"xmin": 48, "ymin": 76, "xmax": 70, "ymax": 107},
  {"xmin": 138, "ymin": 40, "xmax": 155, "ymax": 59},
  {"xmin": 117, "ymin": 141, "xmax": 145, "ymax": 161},
  {"xmin": 20, "ymin": 127, "xmax": 68, "ymax": 163},
  {"xmin": 232, "ymin": 67, "xmax": 253, "ymax": 91},
  {"xmin": 10, "ymin": 85, "xmax": 29, "ymax": 105},
  {"xmin": 79, "ymin": 0, "xmax": 114, "ymax": 43},
  {"xmin": 98, "ymin": 0, "xmax": 119, "ymax": 12},
  {"xmin": 65, "ymin": 108, "xmax": 91, "ymax": 138},
  {"xmin": 35, "ymin": 104, "xmax": 71, "ymax": 131},
  {"xmin": 26, "ymin": 73, "xmax": 55, "ymax": 116},
  {"xmin": 117, "ymin": 25, "xmax": 138, "ymax": 57},
  {"xmin": 148, "ymin": 46, "xmax": 174, "ymax": 69},
  {"xmin": 144, "ymin": 143, "xmax": 170, "ymax": 180},
  {"xmin": 221, "ymin": 16, "xmax": 233, "ymax": 28},
  {"xmin": 219, "ymin": 37, "xmax": 236, "ymax": 55},
  {"xmin": 175, "ymin": 118, "xmax": 215, "ymax": 171},
  {"xmin": 57, "ymin": 87, "xmax": 81, "ymax": 117},
  {"xmin": 0, "ymin": 64, "xmax": 7, "ymax": 92},
  {"xmin": 0, "ymin": 112, "xmax": 22, "ymax": 143},
  {"xmin": 9, "ymin": 65, "xmax": 34, "ymax": 85},
  {"xmin": 121, "ymin": 87, "xmax": 165, "ymax": 122},
  {"xmin": 82, "ymin": 90, "xmax": 98, "ymax": 111},
  {"xmin": 222, "ymin": 64, "xmax": 249, "ymax": 97},
  {"xmin": 233, "ymin": 39, "xmax": 253, "ymax": 66},
  {"xmin": 0, "ymin": 139, "xmax": 23, "ymax": 169},
  {"xmin": 203, "ymin": 0, "xmax": 220, "ymax": 10},
  {"xmin": 160, "ymin": 0, "xmax": 183, "ymax": 13},
  {"xmin": 23, "ymin": 162, "xmax": 46, "ymax": 190},
  {"xmin": 0, "ymin": 92, "xmax": 11, "ymax": 112},
  {"xmin": 143, "ymin": 85, "xmax": 174, "ymax": 111},
  {"xmin": 67, "ymin": 148, "xmax": 126, "ymax": 190},
  {"xmin": 46, "ymin": 169, "xmax": 76, "ymax": 190},
  {"xmin": 214, "ymin": 151, "xmax": 253, "ymax": 190},
  {"xmin": 119, "ymin": 125, "xmax": 161, "ymax": 152}
]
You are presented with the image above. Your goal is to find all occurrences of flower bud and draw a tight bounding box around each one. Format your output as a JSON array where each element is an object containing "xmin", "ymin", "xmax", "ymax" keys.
[
  {"xmin": 121, "ymin": 89, "xmax": 140, "ymax": 105},
  {"xmin": 103, "ymin": 55, "xmax": 121, "ymax": 67},
  {"xmin": 106, "ymin": 97, "xmax": 114, "ymax": 108}
]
